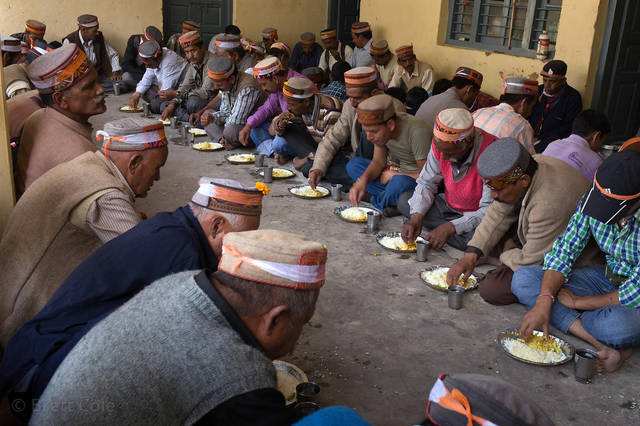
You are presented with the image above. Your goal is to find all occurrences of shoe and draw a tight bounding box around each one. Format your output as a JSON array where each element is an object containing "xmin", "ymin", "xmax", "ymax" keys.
[{"xmin": 383, "ymin": 206, "xmax": 401, "ymax": 217}]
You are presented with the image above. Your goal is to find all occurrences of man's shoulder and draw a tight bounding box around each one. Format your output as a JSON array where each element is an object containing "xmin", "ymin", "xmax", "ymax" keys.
[{"xmin": 532, "ymin": 154, "xmax": 589, "ymax": 192}]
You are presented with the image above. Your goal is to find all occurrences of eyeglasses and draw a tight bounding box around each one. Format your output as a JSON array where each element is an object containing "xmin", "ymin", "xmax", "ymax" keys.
[{"xmin": 485, "ymin": 167, "xmax": 525, "ymax": 191}]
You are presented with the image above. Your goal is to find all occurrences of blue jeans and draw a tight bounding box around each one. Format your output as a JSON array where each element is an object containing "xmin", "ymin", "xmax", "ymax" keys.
[
  {"xmin": 255, "ymin": 135, "xmax": 297, "ymax": 157},
  {"xmin": 512, "ymin": 265, "xmax": 640, "ymax": 349},
  {"xmin": 250, "ymin": 121, "xmax": 272, "ymax": 148},
  {"xmin": 346, "ymin": 156, "xmax": 417, "ymax": 210}
]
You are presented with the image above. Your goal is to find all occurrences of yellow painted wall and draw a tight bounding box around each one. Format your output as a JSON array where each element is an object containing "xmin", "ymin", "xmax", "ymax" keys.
[
  {"xmin": 361, "ymin": 0, "xmax": 606, "ymax": 105},
  {"xmin": 0, "ymin": 0, "xmax": 163, "ymax": 55},
  {"xmin": 234, "ymin": 0, "xmax": 329, "ymax": 49}
]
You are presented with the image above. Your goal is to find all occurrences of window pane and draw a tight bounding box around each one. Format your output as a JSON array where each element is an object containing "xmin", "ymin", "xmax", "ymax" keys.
[
  {"xmin": 450, "ymin": 0, "xmax": 476, "ymax": 41},
  {"xmin": 477, "ymin": 0, "xmax": 510, "ymax": 46},
  {"xmin": 529, "ymin": 0, "xmax": 562, "ymax": 49}
]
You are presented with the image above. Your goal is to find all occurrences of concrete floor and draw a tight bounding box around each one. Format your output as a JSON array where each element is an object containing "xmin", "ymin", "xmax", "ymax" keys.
[{"xmin": 94, "ymin": 95, "xmax": 639, "ymax": 425}]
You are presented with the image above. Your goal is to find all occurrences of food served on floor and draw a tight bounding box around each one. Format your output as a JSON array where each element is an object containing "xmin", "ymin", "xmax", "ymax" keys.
[
  {"xmin": 227, "ymin": 153, "xmax": 256, "ymax": 163},
  {"xmin": 290, "ymin": 185, "xmax": 329, "ymax": 198},
  {"xmin": 340, "ymin": 207, "xmax": 376, "ymax": 222},
  {"xmin": 502, "ymin": 332, "xmax": 568, "ymax": 364},
  {"xmin": 192, "ymin": 142, "xmax": 223, "ymax": 151},
  {"xmin": 420, "ymin": 267, "xmax": 477, "ymax": 290}
]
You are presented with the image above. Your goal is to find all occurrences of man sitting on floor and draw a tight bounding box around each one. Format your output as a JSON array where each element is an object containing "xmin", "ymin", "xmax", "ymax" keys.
[
  {"xmin": 63, "ymin": 14, "xmax": 123, "ymax": 92},
  {"xmin": 290, "ymin": 32, "xmax": 323, "ymax": 73},
  {"xmin": 201, "ymin": 56, "xmax": 264, "ymax": 149},
  {"xmin": 400, "ymin": 108, "xmax": 495, "ymax": 250},
  {"xmin": 161, "ymin": 31, "xmax": 214, "ymax": 122},
  {"xmin": 349, "ymin": 22, "xmax": 373, "ymax": 68},
  {"xmin": 166, "ymin": 20, "xmax": 200, "ymax": 58},
  {"xmin": 260, "ymin": 27, "xmax": 278, "ymax": 51},
  {"xmin": 415, "ymin": 67, "xmax": 483, "ymax": 144},
  {"xmin": 347, "ymin": 94, "xmax": 430, "ymax": 215},
  {"xmin": 318, "ymin": 28, "xmax": 352, "ymax": 79},
  {"xmin": 389, "ymin": 44, "xmax": 434, "ymax": 93},
  {"xmin": 308, "ymin": 66, "xmax": 405, "ymax": 190},
  {"xmin": 212, "ymin": 33, "xmax": 256, "ymax": 72},
  {"xmin": 543, "ymin": 109, "xmax": 610, "ymax": 182},
  {"xmin": 517, "ymin": 144, "xmax": 640, "ymax": 373},
  {"xmin": 256, "ymin": 76, "xmax": 342, "ymax": 166},
  {"xmin": 238, "ymin": 56, "xmax": 304, "ymax": 148},
  {"xmin": 0, "ymin": 178, "xmax": 264, "ymax": 419},
  {"xmin": 128, "ymin": 39, "xmax": 187, "ymax": 114},
  {"xmin": 29, "ymin": 230, "xmax": 326, "ymax": 425},
  {"xmin": 11, "ymin": 19, "xmax": 47, "ymax": 49},
  {"xmin": 472, "ymin": 76, "xmax": 537, "ymax": 154},
  {"xmin": 446, "ymin": 138, "xmax": 589, "ymax": 305},
  {"xmin": 16, "ymin": 43, "xmax": 106, "ymax": 194},
  {"xmin": 120, "ymin": 26, "xmax": 163, "ymax": 92},
  {"xmin": 0, "ymin": 117, "xmax": 168, "ymax": 346},
  {"xmin": 2, "ymin": 36, "xmax": 31, "ymax": 99},
  {"xmin": 370, "ymin": 40, "xmax": 397, "ymax": 89},
  {"xmin": 529, "ymin": 60, "xmax": 583, "ymax": 152}
]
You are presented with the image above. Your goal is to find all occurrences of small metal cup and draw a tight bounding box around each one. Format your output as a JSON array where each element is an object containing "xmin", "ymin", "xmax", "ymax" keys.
[
  {"xmin": 574, "ymin": 348, "xmax": 598, "ymax": 383},
  {"xmin": 448, "ymin": 285, "xmax": 465, "ymax": 310},
  {"xmin": 262, "ymin": 166, "xmax": 273, "ymax": 183},
  {"xmin": 142, "ymin": 102, "xmax": 150, "ymax": 117},
  {"xmin": 170, "ymin": 116, "xmax": 178, "ymax": 129},
  {"xmin": 331, "ymin": 184, "xmax": 343, "ymax": 201},
  {"xmin": 295, "ymin": 382, "xmax": 320, "ymax": 402},
  {"xmin": 366, "ymin": 211, "xmax": 381, "ymax": 233},
  {"xmin": 113, "ymin": 82, "xmax": 121, "ymax": 96},
  {"xmin": 416, "ymin": 240, "xmax": 428, "ymax": 262},
  {"xmin": 181, "ymin": 126, "xmax": 190, "ymax": 146},
  {"xmin": 255, "ymin": 154, "xmax": 266, "ymax": 168}
]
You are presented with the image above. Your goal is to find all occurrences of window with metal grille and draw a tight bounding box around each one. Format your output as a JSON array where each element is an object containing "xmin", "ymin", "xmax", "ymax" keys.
[{"xmin": 447, "ymin": 0, "xmax": 562, "ymax": 57}]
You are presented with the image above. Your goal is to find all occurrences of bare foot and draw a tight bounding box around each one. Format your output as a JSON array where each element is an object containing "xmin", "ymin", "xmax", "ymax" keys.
[
  {"xmin": 597, "ymin": 348, "xmax": 632, "ymax": 372},
  {"xmin": 274, "ymin": 154, "xmax": 290, "ymax": 166},
  {"xmin": 292, "ymin": 156, "xmax": 309, "ymax": 170}
]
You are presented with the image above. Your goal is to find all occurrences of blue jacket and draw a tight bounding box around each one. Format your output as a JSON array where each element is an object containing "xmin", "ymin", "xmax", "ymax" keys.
[{"xmin": 0, "ymin": 206, "xmax": 217, "ymax": 405}]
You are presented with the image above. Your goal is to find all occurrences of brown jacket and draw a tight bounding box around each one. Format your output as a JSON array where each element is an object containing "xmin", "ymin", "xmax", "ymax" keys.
[
  {"xmin": 311, "ymin": 97, "xmax": 405, "ymax": 175},
  {"xmin": 16, "ymin": 106, "xmax": 95, "ymax": 195},
  {"xmin": 6, "ymin": 90, "xmax": 43, "ymax": 147},
  {"xmin": 0, "ymin": 152, "xmax": 134, "ymax": 345},
  {"xmin": 468, "ymin": 155, "xmax": 590, "ymax": 271}
]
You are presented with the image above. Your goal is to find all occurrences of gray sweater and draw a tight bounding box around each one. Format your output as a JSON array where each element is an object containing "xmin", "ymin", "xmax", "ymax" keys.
[{"xmin": 31, "ymin": 270, "xmax": 276, "ymax": 425}]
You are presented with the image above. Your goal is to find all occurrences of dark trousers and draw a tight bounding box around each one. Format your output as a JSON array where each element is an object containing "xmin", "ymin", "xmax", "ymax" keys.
[
  {"xmin": 397, "ymin": 191, "xmax": 474, "ymax": 251},
  {"xmin": 301, "ymin": 152, "xmax": 354, "ymax": 190},
  {"xmin": 478, "ymin": 264, "xmax": 518, "ymax": 305},
  {"xmin": 174, "ymin": 96, "xmax": 209, "ymax": 122}
]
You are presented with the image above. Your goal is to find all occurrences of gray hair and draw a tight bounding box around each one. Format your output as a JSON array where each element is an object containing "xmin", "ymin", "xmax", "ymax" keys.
[
  {"xmin": 213, "ymin": 270, "xmax": 319, "ymax": 322},
  {"xmin": 188, "ymin": 202, "xmax": 243, "ymax": 228}
]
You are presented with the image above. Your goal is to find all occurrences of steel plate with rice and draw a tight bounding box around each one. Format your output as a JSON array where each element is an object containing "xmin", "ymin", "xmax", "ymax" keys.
[
  {"xmin": 119, "ymin": 105, "xmax": 144, "ymax": 113},
  {"xmin": 498, "ymin": 329, "xmax": 574, "ymax": 366},
  {"xmin": 420, "ymin": 265, "xmax": 478, "ymax": 292},
  {"xmin": 273, "ymin": 360, "xmax": 308, "ymax": 406},
  {"xmin": 189, "ymin": 127, "xmax": 207, "ymax": 136},
  {"xmin": 255, "ymin": 167, "xmax": 296, "ymax": 180},
  {"xmin": 376, "ymin": 232, "xmax": 426, "ymax": 253},
  {"xmin": 226, "ymin": 153, "xmax": 256, "ymax": 164},
  {"xmin": 192, "ymin": 141, "xmax": 224, "ymax": 152},
  {"xmin": 289, "ymin": 185, "xmax": 330, "ymax": 199},
  {"xmin": 334, "ymin": 205, "xmax": 381, "ymax": 223}
]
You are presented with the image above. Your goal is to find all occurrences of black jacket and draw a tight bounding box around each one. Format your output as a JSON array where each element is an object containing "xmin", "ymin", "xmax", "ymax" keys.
[
  {"xmin": 121, "ymin": 34, "xmax": 146, "ymax": 79},
  {"xmin": 529, "ymin": 83, "xmax": 583, "ymax": 152},
  {"xmin": 65, "ymin": 30, "xmax": 112, "ymax": 79}
]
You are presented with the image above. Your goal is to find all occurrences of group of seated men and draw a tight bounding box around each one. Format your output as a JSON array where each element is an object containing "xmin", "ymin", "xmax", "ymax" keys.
[{"xmin": 0, "ymin": 13, "xmax": 639, "ymax": 425}]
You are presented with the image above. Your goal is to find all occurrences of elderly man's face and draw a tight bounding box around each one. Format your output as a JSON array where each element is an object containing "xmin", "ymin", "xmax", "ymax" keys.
[
  {"xmin": 363, "ymin": 120, "xmax": 396, "ymax": 146},
  {"xmin": 322, "ymin": 37, "xmax": 338, "ymax": 50},
  {"xmin": 212, "ymin": 74, "xmax": 236, "ymax": 91},
  {"xmin": 80, "ymin": 25, "xmax": 99, "ymax": 42},
  {"xmin": 122, "ymin": 146, "xmax": 168, "ymax": 198},
  {"xmin": 286, "ymin": 97, "xmax": 312, "ymax": 116},
  {"xmin": 346, "ymin": 87, "xmax": 374, "ymax": 108},
  {"xmin": 433, "ymin": 136, "xmax": 473, "ymax": 162},
  {"xmin": 487, "ymin": 174, "xmax": 530, "ymax": 205},
  {"xmin": 141, "ymin": 55, "xmax": 161, "ymax": 69},
  {"xmin": 372, "ymin": 51, "xmax": 391, "ymax": 66},
  {"xmin": 184, "ymin": 44, "xmax": 205, "ymax": 65},
  {"xmin": 302, "ymin": 43, "xmax": 314, "ymax": 55},
  {"xmin": 543, "ymin": 76, "xmax": 565, "ymax": 96},
  {"xmin": 257, "ymin": 75, "xmax": 279, "ymax": 94},
  {"xmin": 56, "ymin": 68, "xmax": 106, "ymax": 118},
  {"xmin": 398, "ymin": 56, "xmax": 416, "ymax": 74}
]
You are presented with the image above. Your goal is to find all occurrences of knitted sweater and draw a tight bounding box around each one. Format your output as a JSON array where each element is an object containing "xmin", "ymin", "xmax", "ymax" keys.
[{"xmin": 31, "ymin": 270, "xmax": 277, "ymax": 425}]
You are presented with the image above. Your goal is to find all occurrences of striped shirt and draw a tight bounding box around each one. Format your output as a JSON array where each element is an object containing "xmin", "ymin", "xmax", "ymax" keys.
[
  {"xmin": 214, "ymin": 86, "xmax": 263, "ymax": 126},
  {"xmin": 544, "ymin": 203, "xmax": 640, "ymax": 308},
  {"xmin": 473, "ymin": 103, "xmax": 535, "ymax": 154}
]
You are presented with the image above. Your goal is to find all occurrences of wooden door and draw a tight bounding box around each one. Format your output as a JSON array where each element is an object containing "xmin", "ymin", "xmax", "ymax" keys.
[
  {"xmin": 328, "ymin": 0, "xmax": 361, "ymax": 45},
  {"xmin": 163, "ymin": 0, "xmax": 232, "ymax": 47},
  {"xmin": 593, "ymin": 0, "xmax": 640, "ymax": 143}
]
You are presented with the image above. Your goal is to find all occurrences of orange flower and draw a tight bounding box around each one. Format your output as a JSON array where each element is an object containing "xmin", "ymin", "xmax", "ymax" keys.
[{"xmin": 255, "ymin": 182, "xmax": 271, "ymax": 195}]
